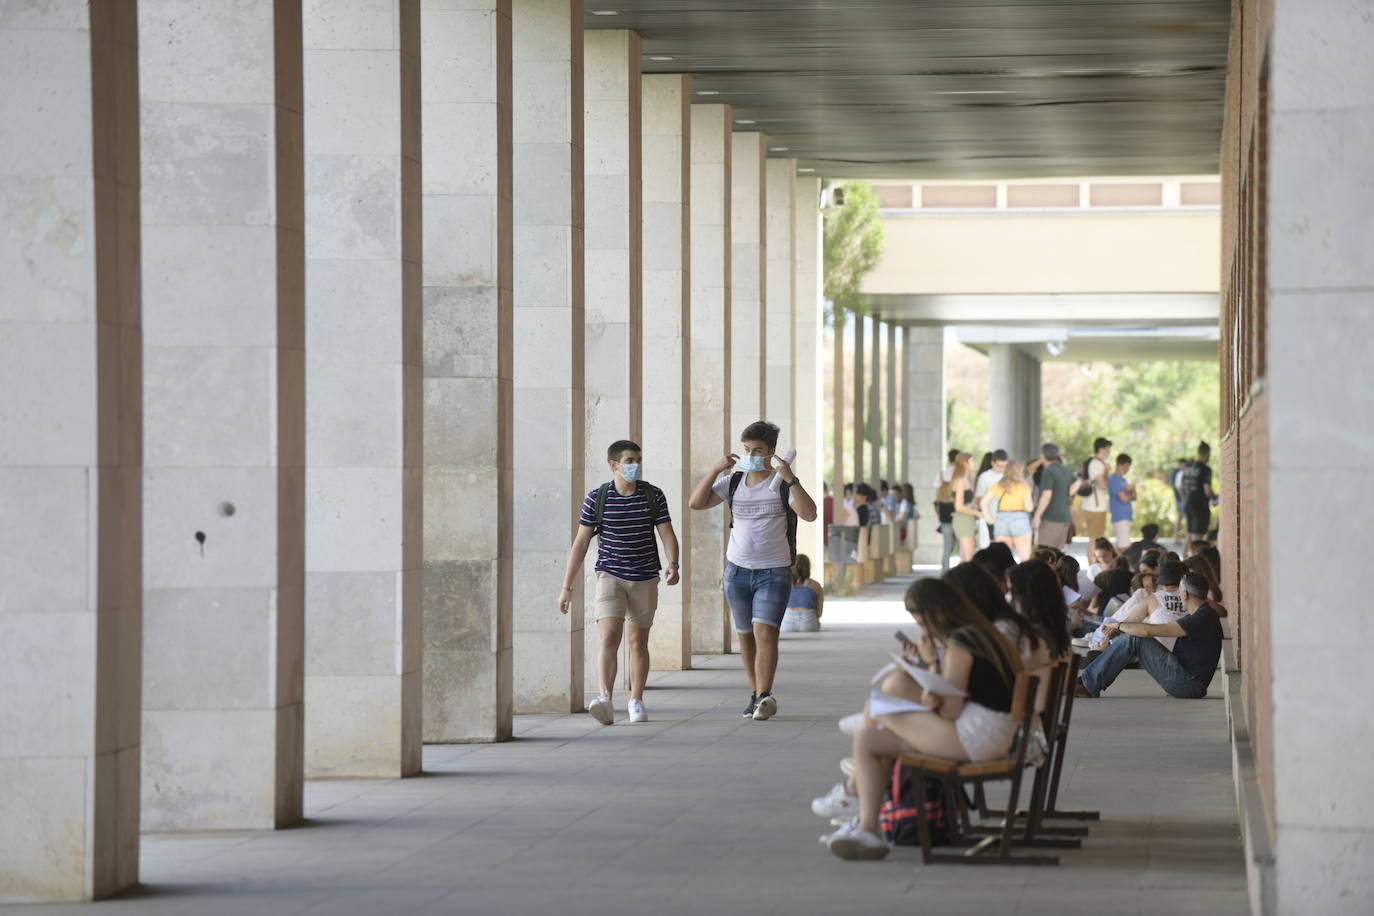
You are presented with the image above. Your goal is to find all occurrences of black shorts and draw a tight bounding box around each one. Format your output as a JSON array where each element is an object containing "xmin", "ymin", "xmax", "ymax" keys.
[{"xmin": 1185, "ymin": 504, "xmax": 1211, "ymax": 535}]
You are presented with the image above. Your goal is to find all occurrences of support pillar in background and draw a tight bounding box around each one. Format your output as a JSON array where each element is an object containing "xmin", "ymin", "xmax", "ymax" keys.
[
  {"xmin": 511, "ymin": 0, "xmax": 585, "ymax": 713},
  {"xmin": 688, "ymin": 104, "xmax": 732, "ymax": 654},
  {"xmin": 581, "ymin": 29, "xmax": 641, "ymax": 690},
  {"xmin": 904, "ymin": 327, "xmax": 946, "ymax": 564},
  {"xmin": 139, "ymin": 0, "xmax": 305, "ymax": 830},
  {"xmin": 729, "ymin": 131, "xmax": 765, "ymax": 434},
  {"xmin": 792, "ymin": 177, "xmax": 824, "ymax": 575},
  {"xmin": 869, "ymin": 317, "xmax": 882, "ymax": 486},
  {"xmin": 831, "ymin": 310, "xmax": 846, "ymax": 539},
  {"xmin": 886, "ymin": 322, "xmax": 898, "ymax": 486},
  {"xmin": 0, "ymin": 2, "xmax": 142, "ymax": 900},
  {"xmin": 988, "ymin": 343, "xmax": 1040, "ymax": 464},
  {"xmin": 764, "ymin": 158, "xmax": 795, "ymax": 437},
  {"xmin": 420, "ymin": 0, "xmax": 514, "ymax": 742},
  {"xmin": 303, "ymin": 0, "xmax": 422, "ymax": 779},
  {"xmin": 641, "ymin": 74, "xmax": 692, "ymax": 669},
  {"xmin": 852, "ymin": 312, "xmax": 865, "ymax": 489}
]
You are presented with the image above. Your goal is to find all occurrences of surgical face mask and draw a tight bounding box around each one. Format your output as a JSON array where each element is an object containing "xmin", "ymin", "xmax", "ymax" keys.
[
  {"xmin": 737, "ymin": 455, "xmax": 767, "ymax": 473},
  {"xmin": 619, "ymin": 462, "xmax": 641, "ymax": 483}
]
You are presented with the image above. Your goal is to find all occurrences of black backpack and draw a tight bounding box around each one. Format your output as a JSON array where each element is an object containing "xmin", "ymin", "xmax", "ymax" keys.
[
  {"xmin": 879, "ymin": 761, "xmax": 950, "ymax": 847},
  {"xmin": 1076, "ymin": 458, "xmax": 1095, "ymax": 498},
  {"xmin": 590, "ymin": 480, "xmax": 663, "ymax": 537},
  {"xmin": 726, "ymin": 471, "xmax": 798, "ymax": 563}
]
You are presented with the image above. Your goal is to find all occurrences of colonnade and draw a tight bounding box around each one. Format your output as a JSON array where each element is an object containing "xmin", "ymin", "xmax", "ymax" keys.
[{"xmin": 0, "ymin": 1, "xmax": 823, "ymax": 902}]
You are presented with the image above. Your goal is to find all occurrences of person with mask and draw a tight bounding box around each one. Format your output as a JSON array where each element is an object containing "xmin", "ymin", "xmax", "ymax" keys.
[
  {"xmin": 689, "ymin": 420, "xmax": 818, "ymax": 720},
  {"xmin": 560, "ymin": 440, "xmax": 680, "ymax": 725}
]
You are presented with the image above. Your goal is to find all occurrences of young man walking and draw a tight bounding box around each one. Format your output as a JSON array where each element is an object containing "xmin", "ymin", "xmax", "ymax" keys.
[
  {"xmin": 1108, "ymin": 453, "xmax": 1137, "ymax": 549},
  {"xmin": 689, "ymin": 420, "xmax": 818, "ymax": 720},
  {"xmin": 1032, "ymin": 443, "xmax": 1075, "ymax": 549},
  {"xmin": 1178, "ymin": 442, "xmax": 1216, "ymax": 540},
  {"xmin": 560, "ymin": 440, "xmax": 680, "ymax": 725},
  {"xmin": 1079, "ymin": 437, "xmax": 1113, "ymax": 541}
]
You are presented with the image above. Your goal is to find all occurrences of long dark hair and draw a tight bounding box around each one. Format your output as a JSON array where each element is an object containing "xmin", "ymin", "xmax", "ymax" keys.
[
  {"xmin": 946, "ymin": 562, "xmax": 1035, "ymax": 652},
  {"xmin": 1008, "ymin": 560, "xmax": 1071, "ymax": 657},
  {"xmin": 975, "ymin": 451, "xmax": 995, "ymax": 479},
  {"xmin": 1054, "ymin": 554, "xmax": 1080, "ymax": 591},
  {"xmin": 791, "ymin": 553, "xmax": 811, "ymax": 586},
  {"xmin": 904, "ymin": 578, "xmax": 1018, "ymax": 682},
  {"xmin": 1183, "ymin": 555, "xmax": 1222, "ymax": 602}
]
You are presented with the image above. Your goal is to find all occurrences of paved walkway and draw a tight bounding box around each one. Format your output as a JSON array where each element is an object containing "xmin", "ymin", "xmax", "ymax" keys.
[{"xmin": 20, "ymin": 573, "xmax": 1248, "ymax": 916}]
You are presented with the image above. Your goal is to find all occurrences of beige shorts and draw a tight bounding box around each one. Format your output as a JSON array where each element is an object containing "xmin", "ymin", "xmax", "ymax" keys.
[
  {"xmin": 1083, "ymin": 511, "xmax": 1108, "ymax": 540},
  {"xmin": 594, "ymin": 572, "xmax": 658, "ymax": 628},
  {"xmin": 1036, "ymin": 520, "xmax": 1070, "ymax": 549}
]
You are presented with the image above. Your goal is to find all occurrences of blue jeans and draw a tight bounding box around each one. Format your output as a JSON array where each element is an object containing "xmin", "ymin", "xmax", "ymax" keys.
[
  {"xmin": 1080, "ymin": 635, "xmax": 1206, "ymax": 698},
  {"xmin": 724, "ymin": 562, "xmax": 791, "ymax": 633},
  {"xmin": 940, "ymin": 522, "xmax": 957, "ymax": 570}
]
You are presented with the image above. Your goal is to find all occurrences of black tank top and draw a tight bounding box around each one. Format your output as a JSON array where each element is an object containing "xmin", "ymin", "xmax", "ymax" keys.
[{"xmin": 950, "ymin": 627, "xmax": 1014, "ymax": 712}]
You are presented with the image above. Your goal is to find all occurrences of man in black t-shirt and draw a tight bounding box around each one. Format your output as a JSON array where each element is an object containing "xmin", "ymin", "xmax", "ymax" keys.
[
  {"xmin": 1178, "ymin": 442, "xmax": 1216, "ymax": 537},
  {"xmin": 1076, "ymin": 573, "xmax": 1223, "ymax": 698}
]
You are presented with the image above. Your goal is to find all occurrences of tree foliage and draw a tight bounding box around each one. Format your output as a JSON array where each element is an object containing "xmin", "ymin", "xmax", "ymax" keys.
[{"xmin": 823, "ymin": 180, "xmax": 885, "ymax": 328}]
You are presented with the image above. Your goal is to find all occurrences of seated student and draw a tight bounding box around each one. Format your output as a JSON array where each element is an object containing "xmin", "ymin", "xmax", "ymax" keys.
[
  {"xmin": 1077, "ymin": 572, "xmax": 1224, "ymax": 698},
  {"xmin": 1183, "ymin": 554, "xmax": 1228, "ymax": 617},
  {"xmin": 1054, "ymin": 554, "xmax": 1089, "ymax": 630},
  {"xmin": 780, "ymin": 554, "xmax": 825, "ymax": 632},
  {"xmin": 1122, "ymin": 523, "xmax": 1165, "ymax": 571},
  {"xmin": 813, "ymin": 578, "xmax": 1022, "ymax": 860},
  {"xmin": 944, "ymin": 563, "xmax": 1044, "ymax": 666},
  {"xmin": 1091, "ymin": 568, "xmax": 1136, "ymax": 619},
  {"xmin": 1187, "ymin": 539, "xmax": 1211, "ymax": 559},
  {"xmin": 1085, "ymin": 560, "xmax": 1188, "ymax": 652},
  {"xmin": 1007, "ymin": 560, "xmax": 1073, "ymax": 665},
  {"xmin": 972, "ymin": 542, "xmax": 1016, "ymax": 594},
  {"xmin": 1087, "ymin": 537, "xmax": 1119, "ymax": 579}
]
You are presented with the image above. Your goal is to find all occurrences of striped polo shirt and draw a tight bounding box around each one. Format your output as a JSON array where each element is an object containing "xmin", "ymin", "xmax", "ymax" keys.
[{"xmin": 578, "ymin": 483, "xmax": 671, "ymax": 582}]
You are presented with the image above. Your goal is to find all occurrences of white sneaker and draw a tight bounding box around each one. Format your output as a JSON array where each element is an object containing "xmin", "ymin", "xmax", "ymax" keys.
[
  {"xmin": 588, "ymin": 696, "xmax": 613, "ymax": 726},
  {"xmin": 828, "ymin": 826, "xmax": 890, "ymax": 860},
  {"xmin": 752, "ymin": 693, "xmax": 777, "ymax": 721},
  {"xmin": 819, "ymin": 816, "xmax": 859, "ymax": 845},
  {"xmin": 627, "ymin": 698, "xmax": 647, "ymax": 723},
  {"xmin": 811, "ymin": 782, "xmax": 859, "ymax": 819},
  {"xmin": 840, "ymin": 756, "xmax": 855, "ymax": 777},
  {"xmin": 838, "ymin": 712, "xmax": 864, "ymax": 735}
]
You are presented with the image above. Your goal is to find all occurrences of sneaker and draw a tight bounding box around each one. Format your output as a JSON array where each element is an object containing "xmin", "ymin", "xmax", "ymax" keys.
[
  {"xmin": 752, "ymin": 693, "xmax": 778, "ymax": 721},
  {"xmin": 588, "ymin": 695, "xmax": 614, "ymax": 725},
  {"xmin": 1071, "ymin": 637, "xmax": 1091, "ymax": 649},
  {"xmin": 811, "ymin": 782, "xmax": 859, "ymax": 819},
  {"xmin": 838, "ymin": 712, "xmax": 864, "ymax": 735},
  {"xmin": 819, "ymin": 816, "xmax": 859, "ymax": 845},
  {"xmin": 1074, "ymin": 681, "xmax": 1096, "ymax": 699},
  {"xmin": 742, "ymin": 693, "xmax": 758, "ymax": 718},
  {"xmin": 840, "ymin": 756, "xmax": 854, "ymax": 777},
  {"xmin": 627, "ymin": 698, "xmax": 647, "ymax": 723},
  {"xmin": 828, "ymin": 826, "xmax": 890, "ymax": 861}
]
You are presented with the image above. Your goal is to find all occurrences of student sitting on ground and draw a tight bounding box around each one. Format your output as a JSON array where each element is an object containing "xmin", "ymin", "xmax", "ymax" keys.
[
  {"xmin": 1077, "ymin": 572, "xmax": 1224, "ymax": 699},
  {"xmin": 813, "ymin": 579, "xmax": 1022, "ymax": 860},
  {"xmin": 1085, "ymin": 560, "xmax": 1189, "ymax": 652},
  {"xmin": 1090, "ymin": 568, "xmax": 1136, "ymax": 619},
  {"xmin": 1121, "ymin": 523, "xmax": 1165, "ymax": 571},
  {"xmin": 780, "ymin": 554, "xmax": 824, "ymax": 632},
  {"xmin": 1183, "ymin": 554, "xmax": 1228, "ymax": 617},
  {"xmin": 1054, "ymin": 554, "xmax": 1089, "ymax": 630}
]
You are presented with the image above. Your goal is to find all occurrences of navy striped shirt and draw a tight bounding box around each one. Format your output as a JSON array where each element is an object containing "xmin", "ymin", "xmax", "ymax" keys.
[{"xmin": 579, "ymin": 483, "xmax": 671, "ymax": 582}]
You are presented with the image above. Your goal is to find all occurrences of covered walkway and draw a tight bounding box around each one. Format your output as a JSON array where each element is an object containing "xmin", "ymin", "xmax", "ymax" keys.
[{"xmin": 17, "ymin": 577, "xmax": 1246, "ymax": 916}]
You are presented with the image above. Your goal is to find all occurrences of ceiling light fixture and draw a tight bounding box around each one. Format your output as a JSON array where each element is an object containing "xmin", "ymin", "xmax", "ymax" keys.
[
  {"xmin": 734, "ymin": 119, "xmax": 755, "ymax": 125},
  {"xmin": 770, "ymin": 147, "xmax": 789, "ymax": 152},
  {"xmin": 648, "ymin": 55, "xmax": 674, "ymax": 61},
  {"xmin": 798, "ymin": 167, "xmax": 816, "ymax": 173},
  {"xmin": 696, "ymin": 90, "xmax": 719, "ymax": 96},
  {"xmin": 590, "ymin": 9, "xmax": 618, "ymax": 15}
]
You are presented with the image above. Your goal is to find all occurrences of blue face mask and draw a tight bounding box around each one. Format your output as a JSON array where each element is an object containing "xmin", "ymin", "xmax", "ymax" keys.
[
  {"xmin": 737, "ymin": 455, "xmax": 766, "ymax": 473},
  {"xmin": 619, "ymin": 462, "xmax": 641, "ymax": 483}
]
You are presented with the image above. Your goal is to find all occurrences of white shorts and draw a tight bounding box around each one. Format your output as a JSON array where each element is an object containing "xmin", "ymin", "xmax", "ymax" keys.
[
  {"xmin": 780, "ymin": 608, "xmax": 820, "ymax": 632},
  {"xmin": 954, "ymin": 701, "xmax": 1018, "ymax": 762},
  {"xmin": 1113, "ymin": 519, "xmax": 1133, "ymax": 549}
]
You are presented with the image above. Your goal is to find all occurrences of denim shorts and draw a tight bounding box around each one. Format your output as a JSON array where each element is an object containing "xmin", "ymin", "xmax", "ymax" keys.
[
  {"xmin": 724, "ymin": 562, "xmax": 791, "ymax": 633},
  {"xmin": 994, "ymin": 511, "xmax": 1032, "ymax": 538}
]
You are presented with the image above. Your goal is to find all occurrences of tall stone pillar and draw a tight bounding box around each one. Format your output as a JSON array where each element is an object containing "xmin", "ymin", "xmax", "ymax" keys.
[
  {"xmin": 792, "ymin": 177, "xmax": 824, "ymax": 576},
  {"xmin": 420, "ymin": 0, "xmax": 514, "ymax": 742},
  {"xmin": 511, "ymin": 0, "xmax": 584, "ymax": 713},
  {"xmin": 642, "ymin": 74, "xmax": 692, "ymax": 669},
  {"xmin": 852, "ymin": 313, "xmax": 866, "ymax": 487},
  {"xmin": 303, "ymin": 0, "xmax": 422, "ymax": 778},
  {"xmin": 580, "ymin": 29, "xmax": 640, "ymax": 691},
  {"xmin": 899, "ymin": 326, "xmax": 910, "ymax": 490},
  {"xmin": 729, "ymin": 131, "xmax": 766, "ymax": 435},
  {"xmin": 0, "ymin": 2, "xmax": 142, "ymax": 900},
  {"xmin": 905, "ymin": 327, "xmax": 946, "ymax": 564},
  {"xmin": 831, "ymin": 310, "xmax": 847, "ymax": 534},
  {"xmin": 988, "ymin": 343, "xmax": 1020, "ymax": 462},
  {"xmin": 885, "ymin": 321, "xmax": 899, "ymax": 486},
  {"xmin": 764, "ymin": 158, "xmax": 795, "ymax": 435},
  {"xmin": 139, "ymin": 0, "xmax": 305, "ymax": 831},
  {"xmin": 870, "ymin": 318, "xmax": 883, "ymax": 486},
  {"xmin": 688, "ymin": 104, "xmax": 732, "ymax": 654}
]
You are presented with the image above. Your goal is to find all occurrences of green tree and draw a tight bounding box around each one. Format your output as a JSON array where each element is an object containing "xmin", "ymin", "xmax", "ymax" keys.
[{"xmin": 823, "ymin": 181, "xmax": 885, "ymax": 328}]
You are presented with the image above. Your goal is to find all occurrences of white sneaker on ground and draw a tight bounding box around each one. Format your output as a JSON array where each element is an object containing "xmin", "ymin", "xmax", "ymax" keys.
[
  {"xmin": 627, "ymin": 698, "xmax": 647, "ymax": 723},
  {"xmin": 588, "ymin": 696, "xmax": 613, "ymax": 726},
  {"xmin": 838, "ymin": 712, "xmax": 864, "ymax": 735},
  {"xmin": 840, "ymin": 756, "xmax": 854, "ymax": 777},
  {"xmin": 811, "ymin": 782, "xmax": 859, "ymax": 819},
  {"xmin": 827, "ymin": 826, "xmax": 890, "ymax": 860},
  {"xmin": 752, "ymin": 693, "xmax": 778, "ymax": 721},
  {"xmin": 819, "ymin": 816, "xmax": 858, "ymax": 845}
]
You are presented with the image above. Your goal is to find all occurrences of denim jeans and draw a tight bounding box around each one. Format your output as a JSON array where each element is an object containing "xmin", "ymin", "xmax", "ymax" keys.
[
  {"xmin": 723, "ymin": 562, "xmax": 791, "ymax": 633},
  {"xmin": 940, "ymin": 523, "xmax": 956, "ymax": 571},
  {"xmin": 1079, "ymin": 635, "xmax": 1206, "ymax": 698}
]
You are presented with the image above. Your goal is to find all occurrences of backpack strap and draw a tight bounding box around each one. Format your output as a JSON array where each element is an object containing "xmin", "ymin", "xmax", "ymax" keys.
[
  {"xmin": 726, "ymin": 471, "xmax": 745, "ymax": 527},
  {"xmin": 591, "ymin": 482, "xmax": 613, "ymax": 537},
  {"xmin": 780, "ymin": 480, "xmax": 798, "ymax": 563}
]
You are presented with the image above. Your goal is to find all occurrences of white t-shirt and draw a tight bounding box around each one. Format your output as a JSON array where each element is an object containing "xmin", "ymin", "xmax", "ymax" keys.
[
  {"xmin": 933, "ymin": 465, "xmax": 954, "ymax": 488},
  {"xmin": 975, "ymin": 467, "xmax": 1002, "ymax": 500},
  {"xmin": 1082, "ymin": 457, "xmax": 1109, "ymax": 512},
  {"xmin": 713, "ymin": 472, "xmax": 793, "ymax": 570}
]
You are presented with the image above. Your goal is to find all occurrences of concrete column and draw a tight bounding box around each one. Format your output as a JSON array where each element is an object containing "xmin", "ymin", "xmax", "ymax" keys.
[
  {"xmin": 765, "ymin": 158, "xmax": 794, "ymax": 435},
  {"xmin": 139, "ymin": 0, "xmax": 305, "ymax": 831},
  {"xmin": 831, "ymin": 311, "xmax": 846, "ymax": 532},
  {"xmin": 688, "ymin": 103, "xmax": 731, "ymax": 654},
  {"xmin": 905, "ymin": 327, "xmax": 946, "ymax": 564},
  {"xmin": 792, "ymin": 177, "xmax": 824, "ymax": 576},
  {"xmin": 988, "ymin": 343, "xmax": 1020, "ymax": 461},
  {"xmin": 302, "ymin": 0, "xmax": 422, "ymax": 778},
  {"xmin": 886, "ymin": 322, "xmax": 898, "ymax": 485},
  {"xmin": 899, "ymin": 326, "xmax": 910, "ymax": 492},
  {"xmin": 1023, "ymin": 350, "xmax": 1042, "ymax": 463},
  {"xmin": 729, "ymin": 131, "xmax": 765, "ymax": 434},
  {"xmin": 0, "ymin": 2, "xmax": 142, "ymax": 900},
  {"xmin": 580, "ymin": 29, "xmax": 640, "ymax": 692},
  {"xmin": 420, "ymin": 0, "xmax": 514, "ymax": 742},
  {"xmin": 852, "ymin": 313, "xmax": 865, "ymax": 487},
  {"xmin": 869, "ymin": 318, "xmax": 883, "ymax": 486},
  {"xmin": 642, "ymin": 74, "xmax": 691, "ymax": 669},
  {"xmin": 512, "ymin": 0, "xmax": 584, "ymax": 713}
]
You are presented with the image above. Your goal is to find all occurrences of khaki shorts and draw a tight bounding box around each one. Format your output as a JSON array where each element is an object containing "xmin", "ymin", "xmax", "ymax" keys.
[
  {"xmin": 1037, "ymin": 520, "xmax": 1070, "ymax": 549},
  {"xmin": 594, "ymin": 572, "xmax": 658, "ymax": 628},
  {"xmin": 1083, "ymin": 511, "xmax": 1108, "ymax": 540}
]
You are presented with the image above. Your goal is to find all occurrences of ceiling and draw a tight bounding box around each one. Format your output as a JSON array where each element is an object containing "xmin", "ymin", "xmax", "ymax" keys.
[{"xmin": 586, "ymin": 1, "xmax": 1231, "ymax": 180}]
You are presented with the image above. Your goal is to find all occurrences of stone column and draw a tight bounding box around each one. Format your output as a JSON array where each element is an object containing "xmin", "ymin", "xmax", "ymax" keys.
[
  {"xmin": 0, "ymin": 2, "xmax": 141, "ymax": 900},
  {"xmin": 765, "ymin": 158, "xmax": 794, "ymax": 435},
  {"xmin": 688, "ymin": 103, "xmax": 732, "ymax": 654},
  {"xmin": 899, "ymin": 325, "xmax": 910, "ymax": 490},
  {"xmin": 905, "ymin": 327, "xmax": 946, "ymax": 564},
  {"xmin": 581, "ymin": 29, "xmax": 640, "ymax": 692},
  {"xmin": 852, "ymin": 313, "xmax": 865, "ymax": 487},
  {"xmin": 511, "ymin": 0, "xmax": 584, "ymax": 713},
  {"xmin": 831, "ymin": 310, "xmax": 846, "ymax": 533},
  {"xmin": 988, "ymin": 343, "xmax": 1020, "ymax": 461},
  {"xmin": 302, "ymin": 0, "xmax": 422, "ymax": 778},
  {"xmin": 420, "ymin": 0, "xmax": 514, "ymax": 742},
  {"xmin": 139, "ymin": 0, "xmax": 305, "ymax": 831},
  {"xmin": 886, "ymin": 322, "xmax": 898, "ymax": 485},
  {"xmin": 729, "ymin": 131, "xmax": 766, "ymax": 435},
  {"xmin": 642, "ymin": 74, "xmax": 691, "ymax": 669},
  {"xmin": 793, "ymin": 177, "xmax": 824, "ymax": 575},
  {"xmin": 870, "ymin": 317, "xmax": 883, "ymax": 486}
]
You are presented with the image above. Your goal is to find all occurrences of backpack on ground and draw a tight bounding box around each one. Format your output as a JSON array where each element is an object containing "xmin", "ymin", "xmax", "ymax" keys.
[
  {"xmin": 1076, "ymin": 458, "xmax": 1095, "ymax": 498},
  {"xmin": 591, "ymin": 481, "xmax": 663, "ymax": 538},
  {"xmin": 726, "ymin": 471, "xmax": 799, "ymax": 563},
  {"xmin": 879, "ymin": 761, "xmax": 950, "ymax": 846}
]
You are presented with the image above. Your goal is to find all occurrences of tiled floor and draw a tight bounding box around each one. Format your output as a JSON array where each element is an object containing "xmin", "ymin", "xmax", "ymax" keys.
[{"xmin": 20, "ymin": 571, "xmax": 1249, "ymax": 915}]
